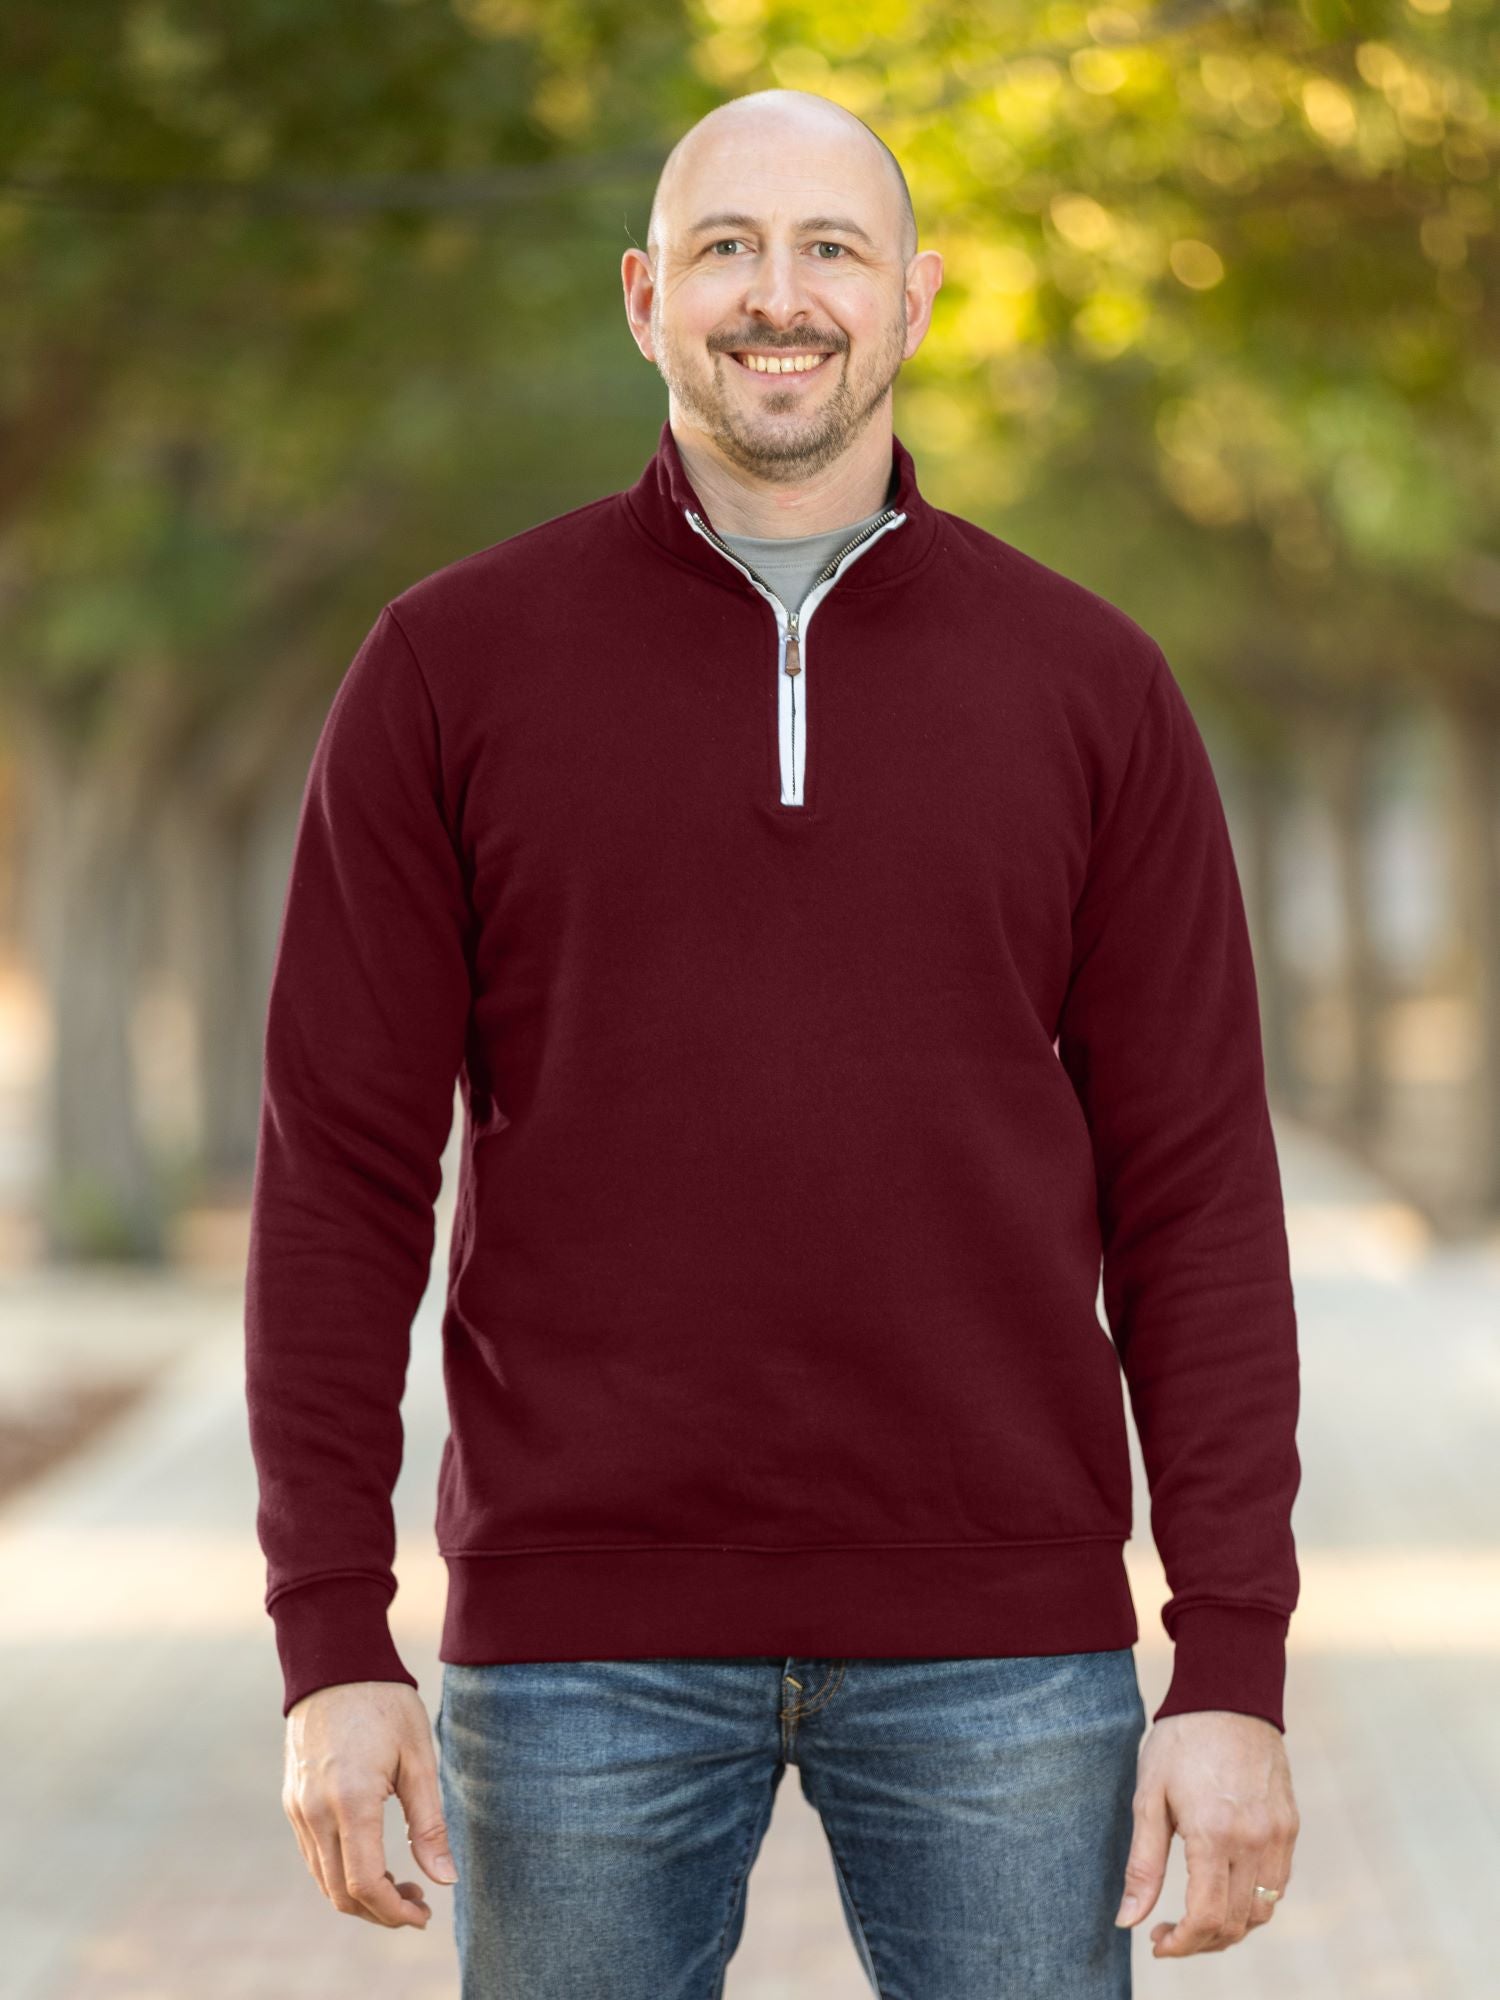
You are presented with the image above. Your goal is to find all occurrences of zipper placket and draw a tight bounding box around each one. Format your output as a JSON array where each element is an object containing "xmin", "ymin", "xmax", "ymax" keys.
[{"xmin": 684, "ymin": 503, "xmax": 908, "ymax": 807}]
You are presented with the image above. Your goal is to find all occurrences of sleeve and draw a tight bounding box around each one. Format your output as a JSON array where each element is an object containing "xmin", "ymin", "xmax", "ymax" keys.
[
  {"xmin": 244, "ymin": 603, "xmax": 474, "ymax": 1717},
  {"xmin": 1055, "ymin": 643, "xmax": 1302, "ymax": 1734}
]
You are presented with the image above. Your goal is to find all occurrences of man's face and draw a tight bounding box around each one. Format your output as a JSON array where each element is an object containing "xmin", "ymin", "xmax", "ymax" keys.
[{"xmin": 641, "ymin": 127, "xmax": 916, "ymax": 483}]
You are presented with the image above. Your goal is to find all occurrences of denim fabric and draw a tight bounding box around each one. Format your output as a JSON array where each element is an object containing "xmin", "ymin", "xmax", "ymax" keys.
[{"xmin": 436, "ymin": 1648, "xmax": 1145, "ymax": 1999}]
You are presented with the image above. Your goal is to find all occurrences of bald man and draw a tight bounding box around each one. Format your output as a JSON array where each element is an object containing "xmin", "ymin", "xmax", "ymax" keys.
[{"xmin": 258, "ymin": 86, "xmax": 1301, "ymax": 2000}]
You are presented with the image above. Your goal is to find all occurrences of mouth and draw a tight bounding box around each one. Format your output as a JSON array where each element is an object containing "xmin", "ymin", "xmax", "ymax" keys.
[{"xmin": 725, "ymin": 349, "xmax": 838, "ymax": 381}]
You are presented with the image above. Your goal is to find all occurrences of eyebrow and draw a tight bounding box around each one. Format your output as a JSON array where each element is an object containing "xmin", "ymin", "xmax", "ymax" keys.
[{"xmin": 685, "ymin": 211, "xmax": 877, "ymax": 250}]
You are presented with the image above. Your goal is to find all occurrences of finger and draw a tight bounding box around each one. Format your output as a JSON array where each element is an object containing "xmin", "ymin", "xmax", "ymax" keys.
[
  {"xmin": 1152, "ymin": 1832, "xmax": 1230, "ymax": 1956},
  {"xmin": 326, "ymin": 1832, "xmax": 400, "ymax": 1927},
  {"xmin": 282, "ymin": 1751, "xmax": 331, "ymax": 1898},
  {"xmin": 306, "ymin": 1806, "xmax": 372, "ymax": 1922},
  {"xmin": 307, "ymin": 1808, "xmax": 357, "ymax": 1916},
  {"xmin": 1115, "ymin": 1779, "xmax": 1170, "ymax": 1927},
  {"xmin": 384, "ymin": 1867, "xmax": 433, "ymax": 1919},
  {"xmin": 285, "ymin": 1798, "xmax": 329, "ymax": 1898},
  {"xmin": 1246, "ymin": 1837, "xmax": 1295, "ymax": 1931},
  {"xmin": 389, "ymin": 1869, "xmax": 434, "ymax": 1918},
  {"xmin": 394, "ymin": 1737, "xmax": 459, "ymax": 1888},
  {"xmin": 338, "ymin": 1827, "xmax": 430, "ymax": 1929},
  {"xmin": 328, "ymin": 1803, "xmax": 426, "ymax": 1927},
  {"xmin": 1223, "ymin": 1843, "xmax": 1264, "ymax": 1943}
]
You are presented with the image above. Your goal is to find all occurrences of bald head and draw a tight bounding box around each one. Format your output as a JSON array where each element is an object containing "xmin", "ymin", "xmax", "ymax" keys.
[{"xmin": 646, "ymin": 90, "xmax": 918, "ymax": 273}]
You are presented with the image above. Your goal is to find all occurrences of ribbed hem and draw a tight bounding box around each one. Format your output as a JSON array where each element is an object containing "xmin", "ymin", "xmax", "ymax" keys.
[
  {"xmin": 270, "ymin": 1575, "xmax": 421, "ymax": 1717},
  {"xmin": 440, "ymin": 1538, "xmax": 1139, "ymax": 1663},
  {"xmin": 1152, "ymin": 1604, "xmax": 1290, "ymax": 1733}
]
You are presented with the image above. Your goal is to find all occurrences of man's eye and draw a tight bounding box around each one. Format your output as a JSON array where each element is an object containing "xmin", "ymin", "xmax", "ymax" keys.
[{"xmin": 705, "ymin": 240, "xmax": 849, "ymax": 258}]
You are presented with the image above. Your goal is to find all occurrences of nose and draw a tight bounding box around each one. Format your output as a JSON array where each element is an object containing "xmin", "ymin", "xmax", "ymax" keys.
[{"xmin": 739, "ymin": 241, "xmax": 820, "ymax": 327}]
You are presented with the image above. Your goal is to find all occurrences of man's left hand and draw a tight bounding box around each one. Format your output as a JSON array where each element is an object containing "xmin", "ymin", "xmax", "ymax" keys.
[{"xmin": 1114, "ymin": 1708, "xmax": 1300, "ymax": 1955}]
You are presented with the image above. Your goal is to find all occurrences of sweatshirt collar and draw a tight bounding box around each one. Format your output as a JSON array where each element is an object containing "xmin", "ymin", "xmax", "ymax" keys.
[{"xmin": 622, "ymin": 415, "xmax": 938, "ymax": 593}]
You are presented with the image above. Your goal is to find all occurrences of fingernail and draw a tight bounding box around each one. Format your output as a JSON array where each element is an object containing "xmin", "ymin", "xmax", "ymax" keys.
[
  {"xmin": 1115, "ymin": 1897, "xmax": 1138, "ymax": 1926},
  {"xmin": 435, "ymin": 1858, "xmax": 458, "ymax": 1883}
]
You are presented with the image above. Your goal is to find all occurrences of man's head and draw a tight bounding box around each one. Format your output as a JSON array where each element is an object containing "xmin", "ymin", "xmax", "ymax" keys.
[{"xmin": 623, "ymin": 90, "xmax": 942, "ymax": 486}]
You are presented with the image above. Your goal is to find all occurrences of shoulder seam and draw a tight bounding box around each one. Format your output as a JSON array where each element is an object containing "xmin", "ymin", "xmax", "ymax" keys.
[
  {"xmin": 376, "ymin": 602, "xmax": 457, "ymax": 835},
  {"xmin": 1093, "ymin": 639, "xmax": 1166, "ymax": 846},
  {"xmin": 380, "ymin": 599, "xmax": 435, "ymax": 711}
]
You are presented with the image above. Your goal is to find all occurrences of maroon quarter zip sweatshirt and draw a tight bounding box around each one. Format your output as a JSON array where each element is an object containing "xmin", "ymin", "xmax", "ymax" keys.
[{"xmin": 245, "ymin": 418, "xmax": 1302, "ymax": 1729}]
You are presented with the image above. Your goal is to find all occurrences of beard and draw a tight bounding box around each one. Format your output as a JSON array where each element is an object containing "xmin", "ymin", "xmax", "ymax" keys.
[{"xmin": 650, "ymin": 299, "xmax": 909, "ymax": 484}]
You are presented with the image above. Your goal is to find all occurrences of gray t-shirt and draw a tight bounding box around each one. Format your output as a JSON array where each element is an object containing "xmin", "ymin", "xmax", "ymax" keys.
[{"xmin": 715, "ymin": 504, "xmax": 892, "ymax": 616}]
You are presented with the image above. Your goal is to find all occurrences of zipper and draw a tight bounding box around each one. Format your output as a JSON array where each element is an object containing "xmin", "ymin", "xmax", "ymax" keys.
[{"xmin": 684, "ymin": 502, "xmax": 908, "ymax": 807}]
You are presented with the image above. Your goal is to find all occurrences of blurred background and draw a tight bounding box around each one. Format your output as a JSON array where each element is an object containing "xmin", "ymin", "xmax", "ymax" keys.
[{"xmin": 2, "ymin": 1, "xmax": 1498, "ymax": 1995}]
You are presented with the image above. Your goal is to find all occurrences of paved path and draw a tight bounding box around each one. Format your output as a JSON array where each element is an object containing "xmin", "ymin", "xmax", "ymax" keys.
[{"xmin": 2, "ymin": 1113, "xmax": 1497, "ymax": 1998}]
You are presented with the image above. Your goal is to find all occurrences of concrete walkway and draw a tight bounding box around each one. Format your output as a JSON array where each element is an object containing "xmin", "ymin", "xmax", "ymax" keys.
[{"xmin": 2, "ymin": 1113, "xmax": 1497, "ymax": 1998}]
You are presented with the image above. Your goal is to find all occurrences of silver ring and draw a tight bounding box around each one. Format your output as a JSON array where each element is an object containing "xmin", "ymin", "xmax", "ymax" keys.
[{"xmin": 1253, "ymin": 1885, "xmax": 1281, "ymax": 1902}]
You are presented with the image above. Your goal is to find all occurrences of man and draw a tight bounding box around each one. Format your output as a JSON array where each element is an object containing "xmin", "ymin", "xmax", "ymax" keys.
[{"xmin": 250, "ymin": 87, "xmax": 1301, "ymax": 1997}]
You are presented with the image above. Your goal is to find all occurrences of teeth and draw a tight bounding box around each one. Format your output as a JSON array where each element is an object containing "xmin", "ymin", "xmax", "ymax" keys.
[{"xmin": 734, "ymin": 351, "xmax": 830, "ymax": 375}]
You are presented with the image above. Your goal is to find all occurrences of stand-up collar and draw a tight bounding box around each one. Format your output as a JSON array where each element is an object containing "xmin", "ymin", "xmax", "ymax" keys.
[{"xmin": 621, "ymin": 415, "xmax": 939, "ymax": 593}]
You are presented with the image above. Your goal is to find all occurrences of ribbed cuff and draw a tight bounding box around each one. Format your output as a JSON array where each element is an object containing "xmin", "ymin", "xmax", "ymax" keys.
[
  {"xmin": 1151, "ymin": 1604, "xmax": 1290, "ymax": 1734},
  {"xmin": 270, "ymin": 1575, "xmax": 420, "ymax": 1718}
]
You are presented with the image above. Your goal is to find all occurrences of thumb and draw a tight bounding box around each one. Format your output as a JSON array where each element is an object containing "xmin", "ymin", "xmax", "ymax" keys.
[
  {"xmin": 396, "ymin": 1762, "xmax": 459, "ymax": 1886},
  {"xmin": 1114, "ymin": 1783, "xmax": 1169, "ymax": 1927}
]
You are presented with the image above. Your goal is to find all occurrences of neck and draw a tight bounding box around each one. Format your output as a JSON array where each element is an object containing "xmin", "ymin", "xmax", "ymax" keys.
[{"xmin": 669, "ymin": 412, "xmax": 894, "ymax": 539}]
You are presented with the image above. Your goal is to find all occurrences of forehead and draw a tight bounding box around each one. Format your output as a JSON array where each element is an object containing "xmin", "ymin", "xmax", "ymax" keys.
[{"xmin": 663, "ymin": 124, "xmax": 891, "ymax": 241}]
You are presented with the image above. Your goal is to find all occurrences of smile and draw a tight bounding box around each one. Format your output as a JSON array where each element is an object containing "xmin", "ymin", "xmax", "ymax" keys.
[{"xmin": 727, "ymin": 350, "xmax": 836, "ymax": 377}]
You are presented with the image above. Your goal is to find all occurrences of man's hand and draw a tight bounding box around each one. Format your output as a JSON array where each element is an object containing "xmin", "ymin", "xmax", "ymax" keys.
[
  {"xmin": 282, "ymin": 1681, "xmax": 458, "ymax": 1928},
  {"xmin": 1114, "ymin": 1709, "xmax": 1299, "ymax": 1956}
]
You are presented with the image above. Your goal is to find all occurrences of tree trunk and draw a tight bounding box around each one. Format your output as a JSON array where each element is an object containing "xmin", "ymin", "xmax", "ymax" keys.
[
  {"xmin": 1443, "ymin": 698, "xmax": 1500, "ymax": 1219},
  {"xmin": 150, "ymin": 789, "xmax": 268, "ymax": 1187},
  {"xmin": 1242, "ymin": 760, "xmax": 1297, "ymax": 1107},
  {"xmin": 169, "ymin": 669, "xmax": 327, "ymax": 1187},
  {"xmin": 1323, "ymin": 708, "xmax": 1385, "ymax": 1152},
  {"xmin": 13, "ymin": 707, "xmax": 163, "ymax": 1260}
]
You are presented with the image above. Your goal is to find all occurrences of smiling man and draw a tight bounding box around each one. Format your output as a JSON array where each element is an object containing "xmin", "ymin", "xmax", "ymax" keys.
[{"xmin": 249, "ymin": 88, "xmax": 1303, "ymax": 2000}]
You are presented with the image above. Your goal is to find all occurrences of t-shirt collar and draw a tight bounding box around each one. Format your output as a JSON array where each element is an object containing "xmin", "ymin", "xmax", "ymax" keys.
[{"xmin": 621, "ymin": 414, "xmax": 938, "ymax": 592}]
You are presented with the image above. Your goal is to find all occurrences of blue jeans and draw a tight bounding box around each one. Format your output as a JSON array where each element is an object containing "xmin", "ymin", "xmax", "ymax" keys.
[{"xmin": 436, "ymin": 1649, "xmax": 1145, "ymax": 1999}]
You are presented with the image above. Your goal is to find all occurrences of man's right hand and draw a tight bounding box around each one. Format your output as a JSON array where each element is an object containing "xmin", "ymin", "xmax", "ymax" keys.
[{"xmin": 282, "ymin": 1681, "xmax": 458, "ymax": 1928}]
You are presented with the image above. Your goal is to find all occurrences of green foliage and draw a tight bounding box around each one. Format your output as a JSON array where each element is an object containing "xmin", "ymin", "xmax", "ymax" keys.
[{"xmin": 0, "ymin": 0, "xmax": 1496, "ymax": 740}]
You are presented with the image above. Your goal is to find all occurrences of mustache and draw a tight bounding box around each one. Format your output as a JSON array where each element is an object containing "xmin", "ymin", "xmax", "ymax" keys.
[{"xmin": 714, "ymin": 337, "xmax": 843, "ymax": 352}]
